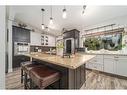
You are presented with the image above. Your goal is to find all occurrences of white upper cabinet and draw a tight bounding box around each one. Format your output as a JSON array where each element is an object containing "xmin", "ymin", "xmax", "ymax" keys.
[
  {"xmin": 30, "ymin": 32, "xmax": 56, "ymax": 46},
  {"xmin": 30, "ymin": 32, "xmax": 41, "ymax": 45}
]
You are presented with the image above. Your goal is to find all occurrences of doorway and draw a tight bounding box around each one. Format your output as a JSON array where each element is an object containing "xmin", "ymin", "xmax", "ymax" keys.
[{"xmin": 66, "ymin": 40, "xmax": 72, "ymax": 54}]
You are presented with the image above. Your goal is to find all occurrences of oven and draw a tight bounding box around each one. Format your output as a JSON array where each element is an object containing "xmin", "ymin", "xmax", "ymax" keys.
[{"xmin": 14, "ymin": 42, "xmax": 30, "ymax": 55}]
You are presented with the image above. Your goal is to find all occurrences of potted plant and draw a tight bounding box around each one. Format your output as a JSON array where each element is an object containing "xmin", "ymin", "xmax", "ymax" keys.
[{"xmin": 56, "ymin": 40, "xmax": 64, "ymax": 56}]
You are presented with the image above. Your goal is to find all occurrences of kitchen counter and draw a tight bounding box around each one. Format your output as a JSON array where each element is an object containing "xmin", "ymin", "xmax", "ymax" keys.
[
  {"xmin": 24, "ymin": 52, "xmax": 95, "ymax": 69},
  {"xmin": 24, "ymin": 52, "xmax": 95, "ymax": 89},
  {"xmin": 80, "ymin": 52, "xmax": 127, "ymax": 56}
]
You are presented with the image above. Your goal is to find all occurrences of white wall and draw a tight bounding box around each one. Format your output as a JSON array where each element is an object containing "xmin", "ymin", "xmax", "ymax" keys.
[
  {"xmin": 8, "ymin": 7, "xmax": 15, "ymax": 72},
  {"xmin": 0, "ymin": 6, "xmax": 6, "ymax": 89},
  {"xmin": 30, "ymin": 31, "xmax": 56, "ymax": 46}
]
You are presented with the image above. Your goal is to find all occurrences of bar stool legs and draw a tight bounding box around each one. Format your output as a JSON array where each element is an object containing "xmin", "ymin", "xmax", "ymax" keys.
[
  {"xmin": 24, "ymin": 72, "xmax": 28, "ymax": 89},
  {"xmin": 24, "ymin": 72, "xmax": 34, "ymax": 89},
  {"xmin": 21, "ymin": 68, "xmax": 24, "ymax": 83},
  {"xmin": 58, "ymin": 79, "xmax": 61, "ymax": 89},
  {"xmin": 29, "ymin": 78, "xmax": 35, "ymax": 89}
]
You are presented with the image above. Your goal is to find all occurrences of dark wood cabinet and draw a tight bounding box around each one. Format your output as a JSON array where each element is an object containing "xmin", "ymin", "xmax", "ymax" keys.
[
  {"xmin": 12, "ymin": 26, "xmax": 31, "ymax": 69},
  {"xmin": 12, "ymin": 26, "xmax": 30, "ymax": 43},
  {"xmin": 63, "ymin": 29, "xmax": 80, "ymax": 53},
  {"xmin": 13, "ymin": 55, "xmax": 30, "ymax": 68},
  {"xmin": 63, "ymin": 29, "xmax": 80, "ymax": 39}
]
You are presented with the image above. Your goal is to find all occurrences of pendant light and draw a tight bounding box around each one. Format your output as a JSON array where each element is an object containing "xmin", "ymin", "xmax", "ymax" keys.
[
  {"xmin": 50, "ymin": 6, "xmax": 53, "ymax": 24},
  {"xmin": 41, "ymin": 8, "xmax": 45, "ymax": 30},
  {"xmin": 82, "ymin": 5, "xmax": 86, "ymax": 16},
  {"xmin": 46, "ymin": 26, "xmax": 50, "ymax": 32},
  {"xmin": 41, "ymin": 24, "xmax": 45, "ymax": 30},
  {"xmin": 62, "ymin": 6, "xmax": 67, "ymax": 19}
]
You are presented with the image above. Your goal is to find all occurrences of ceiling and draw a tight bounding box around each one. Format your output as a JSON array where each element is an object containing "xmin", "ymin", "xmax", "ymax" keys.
[{"xmin": 10, "ymin": 6, "xmax": 127, "ymax": 36}]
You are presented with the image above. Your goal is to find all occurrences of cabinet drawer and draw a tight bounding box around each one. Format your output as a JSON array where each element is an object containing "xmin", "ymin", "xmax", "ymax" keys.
[
  {"xmin": 95, "ymin": 55, "xmax": 103, "ymax": 59},
  {"xmin": 87, "ymin": 63, "xmax": 103, "ymax": 71},
  {"xmin": 104, "ymin": 55, "xmax": 114, "ymax": 59},
  {"xmin": 114, "ymin": 55, "xmax": 127, "ymax": 59},
  {"xmin": 93, "ymin": 64, "xmax": 103, "ymax": 71},
  {"xmin": 89, "ymin": 58, "xmax": 103, "ymax": 65}
]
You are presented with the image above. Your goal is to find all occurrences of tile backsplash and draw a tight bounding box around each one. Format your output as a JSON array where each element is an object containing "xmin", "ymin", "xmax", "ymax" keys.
[{"xmin": 30, "ymin": 45, "xmax": 56, "ymax": 52}]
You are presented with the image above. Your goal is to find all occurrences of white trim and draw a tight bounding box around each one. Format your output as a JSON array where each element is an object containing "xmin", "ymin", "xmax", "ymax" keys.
[
  {"xmin": 8, "ymin": 68, "xmax": 13, "ymax": 73},
  {"xmin": 0, "ymin": 6, "xmax": 6, "ymax": 89}
]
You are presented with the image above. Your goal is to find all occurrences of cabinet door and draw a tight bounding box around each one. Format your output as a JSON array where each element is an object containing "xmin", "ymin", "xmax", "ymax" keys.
[
  {"xmin": 19, "ymin": 28, "xmax": 30, "ymax": 42},
  {"xmin": 104, "ymin": 58, "xmax": 115, "ymax": 74},
  {"xmin": 13, "ymin": 26, "xmax": 30, "ymax": 42},
  {"xmin": 116, "ymin": 58, "xmax": 127, "ymax": 77},
  {"xmin": 86, "ymin": 62, "xmax": 103, "ymax": 71}
]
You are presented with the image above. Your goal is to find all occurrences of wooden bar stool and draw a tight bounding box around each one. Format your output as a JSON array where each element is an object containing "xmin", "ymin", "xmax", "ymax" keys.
[
  {"xmin": 21, "ymin": 61, "xmax": 31, "ymax": 83},
  {"xmin": 20, "ymin": 61, "xmax": 43, "ymax": 89},
  {"xmin": 29, "ymin": 66, "xmax": 61, "ymax": 89}
]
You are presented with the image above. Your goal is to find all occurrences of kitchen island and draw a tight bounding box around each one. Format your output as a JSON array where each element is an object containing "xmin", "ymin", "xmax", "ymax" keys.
[{"xmin": 24, "ymin": 52, "xmax": 95, "ymax": 89}]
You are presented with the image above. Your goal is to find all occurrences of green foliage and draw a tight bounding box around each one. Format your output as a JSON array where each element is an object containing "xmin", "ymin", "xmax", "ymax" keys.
[
  {"xmin": 83, "ymin": 33, "xmax": 122, "ymax": 51},
  {"xmin": 83, "ymin": 37, "xmax": 101, "ymax": 50},
  {"xmin": 122, "ymin": 44, "xmax": 126, "ymax": 48},
  {"xmin": 56, "ymin": 42, "xmax": 64, "ymax": 49}
]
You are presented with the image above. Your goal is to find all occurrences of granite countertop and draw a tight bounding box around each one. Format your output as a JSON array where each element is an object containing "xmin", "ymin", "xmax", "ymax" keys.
[
  {"xmin": 82, "ymin": 52, "xmax": 127, "ymax": 56},
  {"xmin": 24, "ymin": 52, "xmax": 95, "ymax": 69}
]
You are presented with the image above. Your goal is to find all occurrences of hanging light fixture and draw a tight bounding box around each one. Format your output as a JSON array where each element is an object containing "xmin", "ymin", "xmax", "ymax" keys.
[
  {"xmin": 62, "ymin": 6, "xmax": 67, "ymax": 19},
  {"xmin": 41, "ymin": 8, "xmax": 45, "ymax": 29},
  {"xmin": 47, "ymin": 28, "xmax": 50, "ymax": 31},
  {"xmin": 50, "ymin": 6, "xmax": 53, "ymax": 24},
  {"xmin": 46, "ymin": 26, "xmax": 50, "ymax": 32},
  {"xmin": 82, "ymin": 5, "xmax": 86, "ymax": 16}
]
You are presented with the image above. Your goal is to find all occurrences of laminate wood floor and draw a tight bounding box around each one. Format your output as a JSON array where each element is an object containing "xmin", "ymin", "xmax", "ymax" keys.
[{"xmin": 6, "ymin": 68, "xmax": 127, "ymax": 89}]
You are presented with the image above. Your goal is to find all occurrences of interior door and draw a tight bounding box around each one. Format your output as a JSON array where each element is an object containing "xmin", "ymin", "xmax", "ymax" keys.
[{"xmin": 66, "ymin": 40, "xmax": 71, "ymax": 54}]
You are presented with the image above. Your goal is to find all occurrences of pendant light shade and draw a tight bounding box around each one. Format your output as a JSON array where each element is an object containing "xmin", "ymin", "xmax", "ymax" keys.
[
  {"xmin": 50, "ymin": 17, "xmax": 53, "ymax": 24},
  {"xmin": 49, "ymin": 6, "xmax": 53, "ymax": 24},
  {"xmin": 82, "ymin": 5, "xmax": 86, "ymax": 16},
  {"xmin": 41, "ymin": 24, "xmax": 45, "ymax": 30},
  {"xmin": 41, "ymin": 8, "xmax": 45, "ymax": 29},
  {"xmin": 46, "ymin": 26, "xmax": 50, "ymax": 32},
  {"xmin": 62, "ymin": 6, "xmax": 67, "ymax": 19}
]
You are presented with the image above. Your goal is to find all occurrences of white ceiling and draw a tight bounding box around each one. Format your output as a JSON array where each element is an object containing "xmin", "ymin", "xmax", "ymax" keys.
[{"xmin": 10, "ymin": 6, "xmax": 127, "ymax": 35}]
